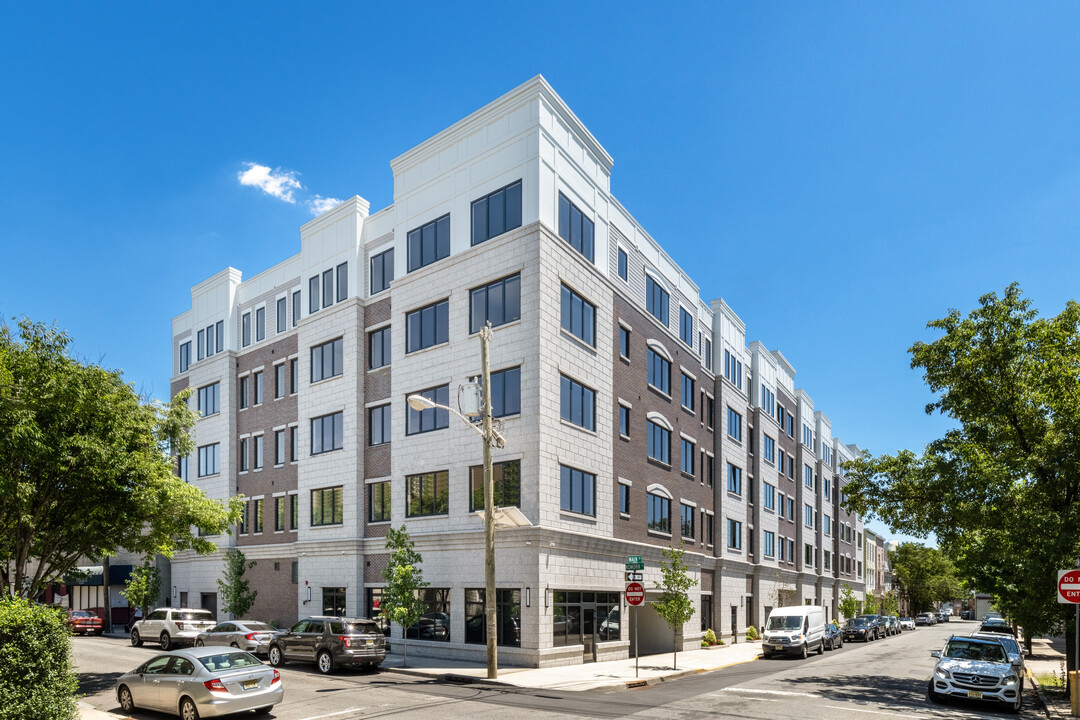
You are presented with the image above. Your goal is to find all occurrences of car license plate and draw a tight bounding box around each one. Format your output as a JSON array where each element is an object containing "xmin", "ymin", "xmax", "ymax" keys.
[
  {"xmin": 966, "ymin": 690, "xmax": 983, "ymax": 699},
  {"xmin": 243, "ymin": 679, "xmax": 258, "ymax": 690}
]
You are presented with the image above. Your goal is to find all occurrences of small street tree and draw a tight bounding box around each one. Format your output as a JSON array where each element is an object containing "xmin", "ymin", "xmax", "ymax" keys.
[
  {"xmin": 380, "ymin": 526, "xmax": 428, "ymax": 668},
  {"xmin": 120, "ymin": 558, "xmax": 162, "ymax": 617},
  {"xmin": 838, "ymin": 583, "xmax": 861, "ymax": 620},
  {"xmin": 651, "ymin": 542, "xmax": 697, "ymax": 670},
  {"xmin": 881, "ymin": 591, "xmax": 900, "ymax": 617},
  {"xmin": 217, "ymin": 549, "xmax": 257, "ymax": 618},
  {"xmin": 863, "ymin": 595, "xmax": 879, "ymax": 614}
]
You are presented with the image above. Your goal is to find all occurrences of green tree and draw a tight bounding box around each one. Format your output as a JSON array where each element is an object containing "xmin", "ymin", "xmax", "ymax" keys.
[
  {"xmin": 217, "ymin": 549, "xmax": 258, "ymax": 618},
  {"xmin": 651, "ymin": 542, "xmax": 697, "ymax": 670},
  {"xmin": 0, "ymin": 319, "xmax": 243, "ymax": 597},
  {"xmin": 380, "ymin": 526, "xmax": 429, "ymax": 668},
  {"xmin": 838, "ymin": 583, "xmax": 862, "ymax": 620},
  {"xmin": 120, "ymin": 558, "xmax": 162, "ymax": 617},
  {"xmin": 888, "ymin": 543, "xmax": 961, "ymax": 613},
  {"xmin": 843, "ymin": 285, "xmax": 1080, "ymax": 673},
  {"xmin": 881, "ymin": 591, "xmax": 900, "ymax": 617},
  {"xmin": 862, "ymin": 595, "xmax": 879, "ymax": 614},
  {"xmin": 0, "ymin": 596, "xmax": 77, "ymax": 720}
]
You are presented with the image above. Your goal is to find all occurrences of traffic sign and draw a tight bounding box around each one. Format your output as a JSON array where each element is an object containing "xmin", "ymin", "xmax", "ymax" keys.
[
  {"xmin": 625, "ymin": 571, "xmax": 643, "ymax": 582},
  {"xmin": 1059, "ymin": 569, "xmax": 1080, "ymax": 603},
  {"xmin": 625, "ymin": 582, "xmax": 645, "ymax": 606}
]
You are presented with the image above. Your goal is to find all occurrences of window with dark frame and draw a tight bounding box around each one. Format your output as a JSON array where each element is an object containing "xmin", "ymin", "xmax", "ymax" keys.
[
  {"xmin": 275, "ymin": 364, "xmax": 285, "ymax": 399},
  {"xmin": 292, "ymin": 290, "xmax": 301, "ymax": 326},
  {"xmin": 242, "ymin": 313, "xmax": 251, "ymax": 347},
  {"xmin": 369, "ymin": 326, "xmax": 391, "ymax": 369},
  {"xmin": 406, "ymin": 471, "xmax": 449, "ymax": 517},
  {"xmin": 322, "ymin": 268, "xmax": 334, "ymax": 309},
  {"xmin": 468, "ymin": 460, "xmax": 520, "ymax": 512},
  {"xmin": 464, "ymin": 588, "xmax": 521, "ymax": 647},
  {"xmin": 647, "ymin": 419, "xmax": 671, "ymax": 465},
  {"xmin": 277, "ymin": 297, "xmax": 287, "ymax": 333},
  {"xmin": 406, "ymin": 299, "xmax": 449, "ymax": 353},
  {"xmin": 619, "ymin": 326, "xmax": 630, "ymax": 359},
  {"xmin": 310, "ymin": 412, "xmax": 343, "ymax": 455},
  {"xmin": 275, "ymin": 429, "xmax": 285, "ymax": 465},
  {"xmin": 407, "ymin": 214, "xmax": 451, "ymax": 272},
  {"xmin": 370, "ymin": 248, "xmax": 394, "ymax": 295},
  {"xmin": 198, "ymin": 443, "xmax": 219, "ymax": 477},
  {"xmin": 727, "ymin": 463, "xmax": 742, "ymax": 495},
  {"xmin": 681, "ymin": 373, "xmax": 694, "ymax": 410},
  {"xmin": 618, "ymin": 405, "xmax": 630, "ymax": 437},
  {"xmin": 336, "ymin": 262, "xmax": 348, "ymax": 302},
  {"xmin": 647, "ymin": 492, "xmax": 671, "ymax": 533},
  {"xmin": 275, "ymin": 496, "xmax": 285, "ymax": 531},
  {"xmin": 617, "ymin": 248, "xmax": 628, "ymax": 280},
  {"xmin": 471, "ymin": 180, "xmax": 522, "ymax": 246},
  {"xmin": 255, "ymin": 307, "xmax": 265, "ymax": 342},
  {"xmin": 311, "ymin": 486, "xmax": 343, "ymax": 526},
  {"xmin": 559, "ymin": 464, "xmax": 595, "ymax": 516},
  {"xmin": 619, "ymin": 483, "xmax": 630, "ymax": 514},
  {"xmin": 369, "ymin": 404, "xmax": 391, "ymax": 446},
  {"xmin": 470, "ymin": 273, "xmax": 521, "ymax": 333},
  {"xmin": 289, "ymin": 494, "xmax": 298, "ymax": 530},
  {"xmin": 311, "ymin": 337, "xmax": 344, "ymax": 382},
  {"xmin": 197, "ymin": 383, "xmax": 219, "ymax": 417},
  {"xmin": 405, "ymin": 385, "xmax": 449, "ymax": 435},
  {"xmin": 488, "ymin": 366, "xmax": 521, "ymax": 418},
  {"xmin": 560, "ymin": 284, "xmax": 595, "ymax": 346},
  {"xmin": 681, "ymin": 503, "xmax": 694, "ymax": 539},
  {"xmin": 646, "ymin": 275, "xmax": 669, "ymax": 326},
  {"xmin": 681, "ymin": 437, "xmax": 695, "ymax": 475},
  {"xmin": 559, "ymin": 374, "xmax": 595, "ymax": 431},
  {"xmin": 368, "ymin": 482, "xmax": 391, "ymax": 522},
  {"xmin": 557, "ymin": 192, "xmax": 594, "ymax": 261},
  {"xmin": 728, "ymin": 519, "xmax": 742, "ymax": 550},
  {"xmin": 680, "ymin": 307, "xmax": 693, "ymax": 347},
  {"xmin": 179, "ymin": 341, "xmax": 191, "ymax": 372}
]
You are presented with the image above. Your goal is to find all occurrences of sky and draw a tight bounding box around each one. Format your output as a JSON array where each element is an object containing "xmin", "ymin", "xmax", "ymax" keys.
[{"xmin": 3, "ymin": 2, "xmax": 1079, "ymax": 547}]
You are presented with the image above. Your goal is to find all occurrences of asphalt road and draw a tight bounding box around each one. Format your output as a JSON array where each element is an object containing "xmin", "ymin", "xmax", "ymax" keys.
[{"xmin": 74, "ymin": 620, "xmax": 1042, "ymax": 719}]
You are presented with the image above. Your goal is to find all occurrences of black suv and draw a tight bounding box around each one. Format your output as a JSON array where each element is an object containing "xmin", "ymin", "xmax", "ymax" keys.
[
  {"xmin": 856, "ymin": 614, "xmax": 886, "ymax": 640},
  {"xmin": 268, "ymin": 616, "xmax": 386, "ymax": 674}
]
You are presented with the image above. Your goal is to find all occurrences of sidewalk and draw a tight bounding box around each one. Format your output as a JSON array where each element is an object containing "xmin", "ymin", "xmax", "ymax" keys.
[{"xmin": 1027, "ymin": 635, "xmax": 1070, "ymax": 719}]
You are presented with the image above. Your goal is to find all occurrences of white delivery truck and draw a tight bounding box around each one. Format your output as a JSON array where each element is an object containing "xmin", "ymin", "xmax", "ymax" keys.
[{"xmin": 761, "ymin": 605, "xmax": 827, "ymax": 659}]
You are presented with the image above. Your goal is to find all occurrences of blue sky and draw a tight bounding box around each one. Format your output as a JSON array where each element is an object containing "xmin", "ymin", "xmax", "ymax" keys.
[{"xmin": 3, "ymin": 2, "xmax": 1079, "ymax": 545}]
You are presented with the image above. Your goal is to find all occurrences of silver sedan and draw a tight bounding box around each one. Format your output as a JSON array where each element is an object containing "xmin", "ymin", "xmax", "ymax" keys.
[
  {"xmin": 116, "ymin": 647, "xmax": 283, "ymax": 719},
  {"xmin": 195, "ymin": 620, "xmax": 276, "ymax": 656}
]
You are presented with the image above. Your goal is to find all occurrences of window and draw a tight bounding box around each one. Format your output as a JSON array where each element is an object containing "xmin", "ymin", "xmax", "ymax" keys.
[
  {"xmin": 824, "ymin": 477, "xmax": 832, "ymax": 500},
  {"xmin": 255, "ymin": 307, "xmax": 265, "ymax": 342},
  {"xmin": 253, "ymin": 499, "xmax": 264, "ymax": 533},
  {"xmin": 179, "ymin": 341, "xmax": 191, "ymax": 373},
  {"xmin": 647, "ymin": 492, "xmax": 671, "ymax": 533},
  {"xmin": 238, "ymin": 438, "xmax": 247, "ymax": 472},
  {"xmin": 465, "ymin": 588, "xmax": 521, "ymax": 647},
  {"xmin": 407, "ymin": 214, "xmax": 451, "ymax": 272},
  {"xmin": 311, "ymin": 337, "xmax": 344, "ymax": 382},
  {"xmin": 238, "ymin": 503, "xmax": 248, "ymax": 535},
  {"xmin": 803, "ymin": 424, "xmax": 814, "ymax": 448},
  {"xmin": 704, "ymin": 513, "xmax": 714, "ymax": 545},
  {"xmin": 407, "ymin": 471, "xmax": 449, "ymax": 517},
  {"xmin": 559, "ymin": 464, "xmax": 595, "ymax": 516},
  {"xmin": 778, "ymin": 448, "xmax": 786, "ymax": 472},
  {"xmin": 763, "ymin": 531, "xmax": 775, "ymax": 557},
  {"xmin": 369, "ymin": 326, "xmax": 391, "ymax": 369},
  {"xmin": 764, "ymin": 482, "xmax": 776, "ymax": 511},
  {"xmin": 727, "ymin": 519, "xmax": 742, "ymax": 549},
  {"xmin": 788, "ymin": 456, "xmax": 795, "ymax": 478},
  {"xmin": 197, "ymin": 383, "xmax": 219, "ymax": 417},
  {"xmin": 727, "ymin": 407, "xmax": 742, "ymax": 442},
  {"xmin": 680, "ymin": 438, "xmax": 695, "ymax": 475},
  {"xmin": 704, "ymin": 395, "xmax": 714, "ymax": 429},
  {"xmin": 275, "ymin": 429, "xmax": 285, "ymax": 465},
  {"xmin": 370, "ymin": 248, "xmax": 394, "ymax": 295},
  {"xmin": 275, "ymin": 364, "xmax": 285, "ymax": 399},
  {"xmin": 647, "ymin": 348, "xmax": 670, "ymax": 395},
  {"xmin": 369, "ymin": 482, "xmax": 391, "ymax": 522},
  {"xmin": 177, "ymin": 455, "xmax": 189, "ymax": 481},
  {"xmin": 406, "ymin": 385, "xmax": 449, "ymax": 435},
  {"xmin": 763, "ymin": 434, "xmax": 775, "ymax": 464},
  {"xmin": 486, "ymin": 366, "xmax": 521, "ymax": 418},
  {"xmin": 289, "ymin": 494, "xmax": 298, "ymax": 530},
  {"xmin": 619, "ymin": 326, "xmax": 630, "ymax": 359},
  {"xmin": 727, "ymin": 463, "xmax": 742, "ymax": 495},
  {"xmin": 805, "ymin": 543, "xmax": 814, "ymax": 567},
  {"xmin": 805, "ymin": 465, "xmax": 814, "ymax": 490},
  {"xmin": 471, "ymin": 180, "xmax": 522, "ymax": 245},
  {"xmin": 645, "ymin": 275, "xmax": 669, "ymax": 326},
  {"xmin": 679, "ymin": 307, "xmax": 693, "ymax": 347},
  {"xmin": 704, "ymin": 453, "xmax": 714, "ymax": 486},
  {"xmin": 311, "ymin": 486, "xmax": 343, "ymax": 526},
  {"xmin": 619, "ymin": 483, "xmax": 630, "ymax": 514},
  {"xmin": 787, "ymin": 497, "xmax": 795, "ymax": 520},
  {"xmin": 560, "ymin": 284, "xmax": 595, "ymax": 346},
  {"xmin": 723, "ymin": 349, "xmax": 743, "ymax": 390},
  {"xmin": 704, "ymin": 337, "xmax": 712, "ymax": 369},
  {"xmin": 197, "ymin": 443, "xmax": 219, "ymax": 477},
  {"xmin": 470, "ymin": 273, "xmax": 521, "ymax": 334},
  {"xmin": 406, "ymin": 299, "xmax": 449, "ymax": 353},
  {"xmin": 253, "ymin": 371, "xmax": 263, "ymax": 405},
  {"xmin": 215, "ymin": 320, "xmax": 223, "ymax": 354},
  {"xmin": 617, "ymin": 248, "xmax": 628, "ymax": 280},
  {"xmin": 824, "ymin": 550, "xmax": 831, "ymax": 571},
  {"xmin": 823, "ymin": 514, "xmax": 831, "ymax": 536},
  {"xmin": 309, "ymin": 275, "xmax": 320, "ymax": 314},
  {"xmin": 821, "ymin": 443, "xmax": 831, "ymax": 466},
  {"xmin": 292, "ymin": 290, "xmax": 301, "ymax": 326},
  {"xmin": 311, "ymin": 412, "xmax": 343, "ymax": 455},
  {"xmin": 557, "ymin": 192, "xmax": 594, "ymax": 261},
  {"xmin": 618, "ymin": 404, "xmax": 630, "ymax": 437},
  {"xmin": 322, "ymin": 268, "xmax": 334, "ymax": 308},
  {"xmin": 469, "ymin": 460, "xmax": 520, "ymax": 511},
  {"xmin": 242, "ymin": 313, "xmax": 251, "ymax": 347},
  {"xmin": 560, "ymin": 375, "xmax": 595, "ymax": 431},
  {"xmin": 647, "ymin": 419, "xmax": 671, "ymax": 465},
  {"xmin": 680, "ymin": 503, "xmax": 694, "ymax": 539},
  {"xmin": 275, "ymin": 497, "xmax": 285, "ymax": 531},
  {"xmin": 336, "ymin": 262, "xmax": 348, "ymax": 302},
  {"xmin": 805, "ymin": 503, "xmax": 814, "ymax": 528},
  {"xmin": 681, "ymin": 374, "xmax": 694, "ymax": 411},
  {"xmin": 205, "ymin": 326, "xmax": 214, "ymax": 357},
  {"xmin": 778, "ymin": 535, "xmax": 786, "ymax": 561},
  {"xmin": 369, "ymin": 404, "xmax": 391, "ymax": 446},
  {"xmin": 290, "ymin": 427, "xmax": 297, "ymax": 462},
  {"xmin": 253, "ymin": 435, "xmax": 263, "ymax": 469},
  {"xmin": 760, "ymin": 384, "xmax": 774, "ymax": 415},
  {"xmin": 275, "ymin": 297, "xmax": 286, "ymax": 334},
  {"xmin": 197, "ymin": 329, "xmax": 204, "ymax": 360},
  {"xmin": 290, "ymin": 358, "xmax": 298, "ymax": 394}
]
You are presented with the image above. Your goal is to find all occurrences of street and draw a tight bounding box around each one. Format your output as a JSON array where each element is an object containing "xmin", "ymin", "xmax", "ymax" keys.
[{"xmin": 74, "ymin": 620, "xmax": 1043, "ymax": 719}]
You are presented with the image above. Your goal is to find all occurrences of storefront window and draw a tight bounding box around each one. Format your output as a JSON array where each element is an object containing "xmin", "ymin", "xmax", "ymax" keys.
[
  {"xmin": 365, "ymin": 587, "xmax": 390, "ymax": 636},
  {"xmin": 464, "ymin": 589, "xmax": 521, "ymax": 647},
  {"xmin": 552, "ymin": 590, "xmax": 620, "ymax": 646},
  {"xmin": 403, "ymin": 588, "xmax": 450, "ymax": 642}
]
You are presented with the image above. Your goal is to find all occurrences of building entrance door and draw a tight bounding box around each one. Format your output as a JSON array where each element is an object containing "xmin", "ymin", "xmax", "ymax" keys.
[{"xmin": 582, "ymin": 607, "xmax": 596, "ymax": 663}]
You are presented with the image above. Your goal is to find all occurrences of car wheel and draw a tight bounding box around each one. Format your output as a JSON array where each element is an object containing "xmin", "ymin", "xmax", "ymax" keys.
[
  {"xmin": 230, "ymin": 642, "xmax": 239, "ymax": 648},
  {"xmin": 195, "ymin": 639, "xmax": 204, "ymax": 647},
  {"xmin": 118, "ymin": 685, "xmax": 135, "ymax": 713},
  {"xmin": 927, "ymin": 680, "xmax": 943, "ymax": 704},
  {"xmin": 160, "ymin": 631, "xmax": 172, "ymax": 651},
  {"xmin": 762, "ymin": 649, "xmax": 772, "ymax": 659},
  {"xmin": 130, "ymin": 630, "xmax": 142, "ymax": 647},
  {"xmin": 800, "ymin": 643, "xmax": 808, "ymax": 659},
  {"xmin": 180, "ymin": 696, "xmax": 200, "ymax": 720},
  {"xmin": 817, "ymin": 639, "xmax": 824, "ymax": 655},
  {"xmin": 1009, "ymin": 691, "xmax": 1023, "ymax": 714},
  {"xmin": 268, "ymin": 645, "xmax": 284, "ymax": 667},
  {"xmin": 317, "ymin": 650, "xmax": 335, "ymax": 674},
  {"xmin": 255, "ymin": 707, "xmax": 273, "ymax": 716}
]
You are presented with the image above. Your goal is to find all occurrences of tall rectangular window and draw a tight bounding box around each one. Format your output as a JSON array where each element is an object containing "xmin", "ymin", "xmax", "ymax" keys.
[
  {"xmin": 215, "ymin": 321, "xmax": 223, "ymax": 354},
  {"xmin": 727, "ymin": 407, "xmax": 742, "ymax": 442},
  {"xmin": 469, "ymin": 460, "xmax": 520, "ymax": 511},
  {"xmin": 369, "ymin": 326, "xmax": 391, "ymax": 369},
  {"xmin": 680, "ymin": 503, "xmax": 694, "ymax": 539},
  {"xmin": 290, "ymin": 494, "xmax": 298, "ymax": 530},
  {"xmin": 197, "ymin": 443, "xmax": 219, "ymax": 477},
  {"xmin": 617, "ymin": 248, "xmax": 628, "ymax": 281},
  {"xmin": 805, "ymin": 503, "xmax": 814, "ymax": 528},
  {"xmin": 311, "ymin": 337, "xmax": 344, "ymax": 382},
  {"xmin": 557, "ymin": 192, "xmax": 594, "ymax": 261},
  {"xmin": 647, "ymin": 348, "xmax": 671, "ymax": 395},
  {"xmin": 680, "ymin": 438, "xmax": 695, "ymax": 475},
  {"xmin": 197, "ymin": 329, "xmax": 205, "ymax": 360},
  {"xmin": 559, "ymin": 375, "xmax": 595, "ymax": 431},
  {"xmin": 728, "ymin": 519, "xmax": 742, "ymax": 549},
  {"xmin": 370, "ymin": 248, "xmax": 394, "ymax": 295},
  {"xmin": 406, "ymin": 299, "xmax": 449, "ymax": 353},
  {"xmin": 647, "ymin": 420, "xmax": 670, "ymax": 465},
  {"xmin": 764, "ymin": 531, "xmax": 775, "ymax": 557},
  {"xmin": 560, "ymin": 284, "xmax": 595, "ymax": 346},
  {"xmin": 704, "ymin": 453, "xmax": 714, "ymax": 486},
  {"xmin": 197, "ymin": 382, "xmax": 219, "ymax": 417},
  {"xmin": 206, "ymin": 324, "xmax": 215, "ymax": 355},
  {"xmin": 704, "ymin": 337, "xmax": 712, "ymax": 369},
  {"xmin": 681, "ymin": 373, "xmax": 694, "ymax": 410},
  {"xmin": 764, "ymin": 482, "xmax": 776, "ymax": 511},
  {"xmin": 239, "ymin": 376, "xmax": 249, "ymax": 409},
  {"xmin": 805, "ymin": 543, "xmax": 814, "ymax": 567},
  {"xmin": 803, "ymin": 424, "xmax": 814, "ymax": 448},
  {"xmin": 309, "ymin": 275, "xmax": 320, "ymax": 314},
  {"xmin": 177, "ymin": 455, "xmax": 189, "ymax": 482},
  {"xmin": 471, "ymin": 180, "xmax": 522, "ymax": 245},
  {"xmin": 179, "ymin": 341, "xmax": 191, "ymax": 372},
  {"xmin": 253, "ymin": 499, "xmax": 264, "ymax": 533},
  {"xmin": 619, "ymin": 483, "xmax": 630, "ymax": 514},
  {"xmin": 277, "ymin": 297, "xmax": 287, "ymax": 333},
  {"xmin": 369, "ymin": 482, "xmax": 391, "ymax": 522},
  {"xmin": 763, "ymin": 434, "xmax": 775, "ymax": 463},
  {"xmin": 705, "ymin": 513, "xmax": 715, "ymax": 545},
  {"xmin": 311, "ymin": 486, "xmax": 343, "ymax": 526},
  {"xmin": 321, "ymin": 268, "xmax": 334, "ymax": 309},
  {"xmin": 407, "ymin": 214, "xmax": 451, "ymax": 272},
  {"xmin": 619, "ymin": 326, "xmax": 630, "ymax": 359},
  {"xmin": 489, "ymin": 366, "xmax": 521, "ymax": 418},
  {"xmin": 406, "ymin": 471, "xmax": 449, "ymax": 517},
  {"xmin": 727, "ymin": 464, "xmax": 742, "ymax": 495},
  {"xmin": 242, "ymin": 313, "xmax": 251, "ymax": 347},
  {"xmin": 369, "ymin": 404, "xmax": 391, "ymax": 446},
  {"xmin": 275, "ymin": 363, "xmax": 285, "ymax": 399},
  {"xmin": 292, "ymin": 290, "xmax": 301, "ymax": 326},
  {"xmin": 647, "ymin": 493, "xmax": 670, "ymax": 533},
  {"xmin": 255, "ymin": 307, "xmax": 265, "ymax": 342},
  {"xmin": 290, "ymin": 358, "xmax": 298, "ymax": 394},
  {"xmin": 275, "ymin": 429, "xmax": 285, "ymax": 465},
  {"xmin": 470, "ymin": 274, "xmax": 521, "ymax": 333},
  {"xmin": 645, "ymin": 275, "xmax": 669, "ymax": 326},
  {"xmin": 275, "ymin": 497, "xmax": 285, "ymax": 531},
  {"xmin": 679, "ymin": 307, "xmax": 693, "ymax": 347},
  {"xmin": 310, "ymin": 412, "xmax": 343, "ymax": 455},
  {"xmin": 559, "ymin": 464, "xmax": 595, "ymax": 516},
  {"xmin": 253, "ymin": 435, "xmax": 263, "ymax": 469},
  {"xmin": 618, "ymin": 405, "xmax": 630, "ymax": 437},
  {"xmin": 406, "ymin": 385, "xmax": 449, "ymax": 435},
  {"xmin": 252, "ymin": 371, "xmax": 263, "ymax": 405},
  {"xmin": 239, "ymin": 438, "xmax": 249, "ymax": 472},
  {"xmin": 336, "ymin": 262, "xmax": 348, "ymax": 302},
  {"xmin": 805, "ymin": 465, "xmax": 814, "ymax": 490}
]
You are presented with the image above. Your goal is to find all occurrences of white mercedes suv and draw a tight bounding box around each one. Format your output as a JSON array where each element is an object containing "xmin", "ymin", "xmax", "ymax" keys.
[{"xmin": 928, "ymin": 635, "xmax": 1022, "ymax": 713}]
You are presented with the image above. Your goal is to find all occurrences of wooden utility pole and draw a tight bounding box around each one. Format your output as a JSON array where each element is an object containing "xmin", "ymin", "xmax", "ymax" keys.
[{"xmin": 481, "ymin": 323, "xmax": 497, "ymax": 679}]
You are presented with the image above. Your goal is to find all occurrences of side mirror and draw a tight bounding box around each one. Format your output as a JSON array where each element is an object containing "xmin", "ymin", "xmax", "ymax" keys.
[{"xmin": 930, "ymin": 650, "xmax": 941, "ymax": 658}]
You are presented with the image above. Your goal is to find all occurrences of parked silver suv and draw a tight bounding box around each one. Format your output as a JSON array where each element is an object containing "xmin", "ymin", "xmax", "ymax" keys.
[
  {"xmin": 268, "ymin": 616, "xmax": 386, "ymax": 674},
  {"xmin": 928, "ymin": 635, "xmax": 1022, "ymax": 713},
  {"xmin": 130, "ymin": 607, "xmax": 217, "ymax": 650}
]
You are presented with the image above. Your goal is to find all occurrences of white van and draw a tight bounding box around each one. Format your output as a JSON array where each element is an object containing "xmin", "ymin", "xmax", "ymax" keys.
[{"xmin": 761, "ymin": 605, "xmax": 827, "ymax": 659}]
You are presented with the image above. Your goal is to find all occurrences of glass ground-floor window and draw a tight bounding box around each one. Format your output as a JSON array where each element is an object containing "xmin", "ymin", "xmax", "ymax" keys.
[
  {"xmin": 464, "ymin": 588, "xmax": 521, "ymax": 647},
  {"xmin": 404, "ymin": 588, "xmax": 450, "ymax": 642},
  {"xmin": 365, "ymin": 587, "xmax": 390, "ymax": 636},
  {"xmin": 701, "ymin": 595, "xmax": 713, "ymax": 633},
  {"xmin": 552, "ymin": 590, "xmax": 620, "ymax": 646},
  {"xmin": 322, "ymin": 587, "xmax": 346, "ymax": 616}
]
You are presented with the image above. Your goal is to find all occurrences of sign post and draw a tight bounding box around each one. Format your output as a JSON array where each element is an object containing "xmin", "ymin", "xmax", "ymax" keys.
[
  {"xmin": 1058, "ymin": 568, "xmax": 1080, "ymax": 716},
  {"xmin": 626, "ymin": 580, "xmax": 645, "ymax": 678}
]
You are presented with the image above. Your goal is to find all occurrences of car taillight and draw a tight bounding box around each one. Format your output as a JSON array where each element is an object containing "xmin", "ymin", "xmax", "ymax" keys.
[
  {"xmin": 340, "ymin": 635, "xmax": 351, "ymax": 647},
  {"xmin": 272, "ymin": 669, "xmax": 281, "ymax": 684},
  {"xmin": 246, "ymin": 633, "xmax": 258, "ymax": 640},
  {"xmin": 204, "ymin": 679, "xmax": 227, "ymax": 693},
  {"xmin": 175, "ymin": 622, "xmax": 184, "ymax": 630}
]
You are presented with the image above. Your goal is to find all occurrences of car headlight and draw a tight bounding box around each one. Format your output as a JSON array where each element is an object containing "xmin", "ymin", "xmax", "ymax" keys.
[
  {"xmin": 934, "ymin": 667, "xmax": 951, "ymax": 679},
  {"xmin": 1004, "ymin": 673, "xmax": 1018, "ymax": 684}
]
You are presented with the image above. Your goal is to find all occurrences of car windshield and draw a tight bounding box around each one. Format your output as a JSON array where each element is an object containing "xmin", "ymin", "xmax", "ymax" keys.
[
  {"xmin": 180, "ymin": 611, "xmax": 215, "ymax": 621},
  {"xmin": 346, "ymin": 621, "xmax": 381, "ymax": 635},
  {"xmin": 198, "ymin": 652, "xmax": 263, "ymax": 671},
  {"xmin": 944, "ymin": 640, "xmax": 1007, "ymax": 663},
  {"xmin": 979, "ymin": 635, "xmax": 1020, "ymax": 654},
  {"xmin": 766, "ymin": 615, "xmax": 803, "ymax": 631},
  {"xmin": 847, "ymin": 618, "xmax": 868, "ymax": 627},
  {"xmin": 71, "ymin": 611, "xmax": 91, "ymax": 618},
  {"xmin": 243, "ymin": 622, "xmax": 274, "ymax": 631}
]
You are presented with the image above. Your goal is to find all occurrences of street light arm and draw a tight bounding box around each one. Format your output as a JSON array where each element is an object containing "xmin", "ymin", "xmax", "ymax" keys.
[{"xmin": 405, "ymin": 395, "xmax": 506, "ymax": 448}]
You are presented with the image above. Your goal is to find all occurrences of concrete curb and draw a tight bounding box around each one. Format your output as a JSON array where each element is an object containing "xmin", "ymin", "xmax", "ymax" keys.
[{"xmin": 1028, "ymin": 668, "xmax": 1062, "ymax": 720}]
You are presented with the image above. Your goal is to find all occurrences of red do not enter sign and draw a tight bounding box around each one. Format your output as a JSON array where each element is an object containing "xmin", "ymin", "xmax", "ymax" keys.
[
  {"xmin": 1059, "ymin": 569, "xmax": 1080, "ymax": 604},
  {"xmin": 625, "ymin": 582, "xmax": 645, "ymax": 606}
]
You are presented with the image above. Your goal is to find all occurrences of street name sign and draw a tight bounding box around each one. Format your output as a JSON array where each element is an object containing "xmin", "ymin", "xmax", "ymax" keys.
[
  {"xmin": 1059, "ymin": 569, "xmax": 1080, "ymax": 603},
  {"xmin": 625, "ymin": 582, "xmax": 645, "ymax": 606},
  {"xmin": 625, "ymin": 555, "xmax": 644, "ymax": 571}
]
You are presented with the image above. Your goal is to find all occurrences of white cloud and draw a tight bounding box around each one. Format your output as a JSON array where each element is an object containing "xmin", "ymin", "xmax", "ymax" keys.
[
  {"xmin": 237, "ymin": 163, "xmax": 302, "ymax": 204},
  {"xmin": 308, "ymin": 194, "xmax": 342, "ymax": 216}
]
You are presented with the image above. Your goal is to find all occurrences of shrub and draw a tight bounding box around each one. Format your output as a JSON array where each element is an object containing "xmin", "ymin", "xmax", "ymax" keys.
[
  {"xmin": 0, "ymin": 597, "xmax": 78, "ymax": 720},
  {"xmin": 745, "ymin": 625, "xmax": 760, "ymax": 641},
  {"xmin": 703, "ymin": 628, "xmax": 718, "ymax": 645}
]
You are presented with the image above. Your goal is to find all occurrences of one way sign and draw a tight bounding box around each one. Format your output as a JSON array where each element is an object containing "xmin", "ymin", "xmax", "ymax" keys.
[{"xmin": 1059, "ymin": 569, "xmax": 1080, "ymax": 604}]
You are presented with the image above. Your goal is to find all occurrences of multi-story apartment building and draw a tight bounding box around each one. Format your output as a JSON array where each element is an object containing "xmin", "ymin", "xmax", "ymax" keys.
[
  {"xmin": 168, "ymin": 76, "xmax": 866, "ymax": 667},
  {"xmin": 865, "ymin": 528, "xmax": 879, "ymax": 601}
]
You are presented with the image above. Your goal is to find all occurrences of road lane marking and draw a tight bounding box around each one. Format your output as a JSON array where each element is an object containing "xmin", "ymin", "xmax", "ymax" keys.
[
  {"xmin": 823, "ymin": 706, "xmax": 925, "ymax": 719},
  {"xmin": 295, "ymin": 708, "xmax": 365, "ymax": 720},
  {"xmin": 720, "ymin": 687, "xmax": 821, "ymax": 698}
]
